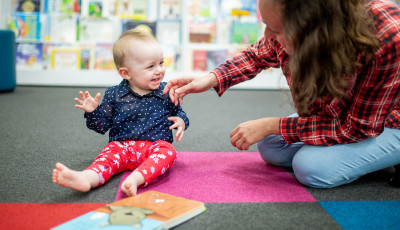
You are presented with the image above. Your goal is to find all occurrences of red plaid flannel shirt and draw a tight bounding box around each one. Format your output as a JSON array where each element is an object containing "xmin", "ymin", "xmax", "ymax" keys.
[{"xmin": 212, "ymin": 0, "xmax": 400, "ymax": 146}]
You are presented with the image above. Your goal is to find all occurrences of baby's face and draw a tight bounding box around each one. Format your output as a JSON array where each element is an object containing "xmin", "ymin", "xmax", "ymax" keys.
[{"xmin": 124, "ymin": 39, "xmax": 165, "ymax": 95}]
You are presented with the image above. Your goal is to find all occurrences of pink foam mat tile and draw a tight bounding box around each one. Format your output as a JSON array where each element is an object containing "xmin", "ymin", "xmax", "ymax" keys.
[{"xmin": 116, "ymin": 152, "xmax": 316, "ymax": 203}]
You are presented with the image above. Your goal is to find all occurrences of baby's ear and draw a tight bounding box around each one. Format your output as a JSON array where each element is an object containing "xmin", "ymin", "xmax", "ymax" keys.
[{"xmin": 119, "ymin": 67, "xmax": 130, "ymax": 80}]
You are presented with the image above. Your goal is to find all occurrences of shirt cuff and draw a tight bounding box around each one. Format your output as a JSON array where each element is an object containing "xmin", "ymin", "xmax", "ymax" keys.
[
  {"xmin": 211, "ymin": 69, "xmax": 226, "ymax": 97},
  {"xmin": 84, "ymin": 109, "xmax": 102, "ymax": 121},
  {"xmin": 279, "ymin": 117, "xmax": 301, "ymax": 144}
]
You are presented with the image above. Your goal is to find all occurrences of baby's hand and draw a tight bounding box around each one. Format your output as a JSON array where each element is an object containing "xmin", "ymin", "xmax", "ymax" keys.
[
  {"xmin": 168, "ymin": 117, "xmax": 185, "ymax": 142},
  {"xmin": 74, "ymin": 91, "xmax": 100, "ymax": 113}
]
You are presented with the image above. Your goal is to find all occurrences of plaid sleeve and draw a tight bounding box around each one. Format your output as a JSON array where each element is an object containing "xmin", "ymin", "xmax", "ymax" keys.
[
  {"xmin": 211, "ymin": 37, "xmax": 282, "ymax": 96},
  {"xmin": 280, "ymin": 0, "xmax": 400, "ymax": 146}
]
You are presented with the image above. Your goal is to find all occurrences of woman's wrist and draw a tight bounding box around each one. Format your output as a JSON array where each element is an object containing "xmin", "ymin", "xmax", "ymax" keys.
[
  {"xmin": 265, "ymin": 117, "xmax": 281, "ymax": 136},
  {"xmin": 207, "ymin": 73, "xmax": 219, "ymax": 88}
]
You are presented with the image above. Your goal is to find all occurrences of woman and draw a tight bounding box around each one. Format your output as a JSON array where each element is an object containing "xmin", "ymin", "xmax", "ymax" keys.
[{"xmin": 163, "ymin": 0, "xmax": 400, "ymax": 188}]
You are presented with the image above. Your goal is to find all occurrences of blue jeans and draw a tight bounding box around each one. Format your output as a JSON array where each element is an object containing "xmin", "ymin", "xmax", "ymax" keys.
[{"xmin": 257, "ymin": 127, "xmax": 400, "ymax": 188}]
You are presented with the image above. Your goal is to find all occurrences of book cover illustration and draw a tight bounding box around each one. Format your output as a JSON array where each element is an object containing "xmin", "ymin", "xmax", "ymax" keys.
[
  {"xmin": 192, "ymin": 50, "xmax": 207, "ymax": 71},
  {"xmin": 206, "ymin": 49, "xmax": 228, "ymax": 71},
  {"xmin": 52, "ymin": 191, "xmax": 205, "ymax": 230},
  {"xmin": 49, "ymin": 14, "xmax": 78, "ymax": 42},
  {"xmin": 122, "ymin": 20, "xmax": 157, "ymax": 37},
  {"xmin": 50, "ymin": 47, "xmax": 81, "ymax": 70},
  {"xmin": 158, "ymin": 0, "xmax": 181, "ymax": 19},
  {"xmin": 11, "ymin": 12, "xmax": 41, "ymax": 41},
  {"xmin": 188, "ymin": 0, "xmax": 218, "ymax": 21},
  {"xmin": 188, "ymin": 21, "xmax": 216, "ymax": 43},
  {"xmin": 94, "ymin": 43, "xmax": 115, "ymax": 70},
  {"xmin": 16, "ymin": 42, "xmax": 44, "ymax": 70},
  {"xmin": 162, "ymin": 45, "xmax": 180, "ymax": 71},
  {"xmin": 79, "ymin": 44, "xmax": 95, "ymax": 69},
  {"xmin": 88, "ymin": 0, "xmax": 103, "ymax": 17},
  {"xmin": 156, "ymin": 20, "xmax": 180, "ymax": 46},
  {"xmin": 117, "ymin": 0, "xmax": 148, "ymax": 20},
  {"xmin": 46, "ymin": 0, "xmax": 80, "ymax": 14},
  {"xmin": 16, "ymin": 0, "xmax": 41, "ymax": 12},
  {"xmin": 231, "ymin": 21, "xmax": 259, "ymax": 44},
  {"xmin": 79, "ymin": 17, "xmax": 115, "ymax": 43}
]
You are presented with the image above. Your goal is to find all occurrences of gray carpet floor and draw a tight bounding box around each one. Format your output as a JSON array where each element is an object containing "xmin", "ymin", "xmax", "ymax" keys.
[{"xmin": 1, "ymin": 86, "xmax": 398, "ymax": 230}]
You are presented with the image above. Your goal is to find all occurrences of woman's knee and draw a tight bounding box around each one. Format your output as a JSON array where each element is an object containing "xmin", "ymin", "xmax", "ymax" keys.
[
  {"xmin": 257, "ymin": 135, "xmax": 302, "ymax": 167},
  {"xmin": 292, "ymin": 149, "xmax": 348, "ymax": 188}
]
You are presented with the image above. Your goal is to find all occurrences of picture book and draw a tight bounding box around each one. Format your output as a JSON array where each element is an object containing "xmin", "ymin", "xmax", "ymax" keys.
[
  {"xmin": 156, "ymin": 20, "xmax": 180, "ymax": 46},
  {"xmin": 79, "ymin": 44, "xmax": 96, "ymax": 70},
  {"xmin": 207, "ymin": 49, "xmax": 228, "ymax": 71},
  {"xmin": 49, "ymin": 14, "xmax": 78, "ymax": 42},
  {"xmin": 94, "ymin": 43, "xmax": 115, "ymax": 70},
  {"xmin": 16, "ymin": 42, "xmax": 44, "ymax": 70},
  {"xmin": 188, "ymin": 0, "xmax": 218, "ymax": 20},
  {"xmin": 51, "ymin": 191, "xmax": 205, "ymax": 230},
  {"xmin": 46, "ymin": 0, "xmax": 80, "ymax": 14},
  {"xmin": 117, "ymin": 0, "xmax": 148, "ymax": 20},
  {"xmin": 50, "ymin": 47, "xmax": 81, "ymax": 70},
  {"xmin": 162, "ymin": 45, "xmax": 180, "ymax": 71},
  {"xmin": 192, "ymin": 50, "xmax": 207, "ymax": 71},
  {"xmin": 11, "ymin": 12, "xmax": 41, "ymax": 41},
  {"xmin": 231, "ymin": 21, "xmax": 259, "ymax": 44},
  {"xmin": 79, "ymin": 17, "xmax": 116, "ymax": 43},
  {"xmin": 158, "ymin": 0, "xmax": 181, "ymax": 19},
  {"xmin": 122, "ymin": 20, "xmax": 157, "ymax": 37},
  {"xmin": 189, "ymin": 21, "xmax": 216, "ymax": 43},
  {"xmin": 16, "ymin": 0, "xmax": 41, "ymax": 12}
]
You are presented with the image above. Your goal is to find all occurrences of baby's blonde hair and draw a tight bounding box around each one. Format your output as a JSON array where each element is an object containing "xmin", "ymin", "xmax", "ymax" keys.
[{"xmin": 113, "ymin": 28, "xmax": 157, "ymax": 69}]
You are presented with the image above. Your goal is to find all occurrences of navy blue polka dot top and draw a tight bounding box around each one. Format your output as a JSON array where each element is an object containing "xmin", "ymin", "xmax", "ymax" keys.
[{"xmin": 84, "ymin": 80, "xmax": 189, "ymax": 143}]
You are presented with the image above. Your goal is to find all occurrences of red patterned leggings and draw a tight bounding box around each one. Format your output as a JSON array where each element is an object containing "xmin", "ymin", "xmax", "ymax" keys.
[{"xmin": 86, "ymin": 140, "xmax": 177, "ymax": 186}]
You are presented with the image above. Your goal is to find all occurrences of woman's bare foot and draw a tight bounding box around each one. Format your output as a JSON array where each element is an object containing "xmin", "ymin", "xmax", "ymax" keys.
[
  {"xmin": 52, "ymin": 162, "xmax": 99, "ymax": 192},
  {"xmin": 121, "ymin": 171, "xmax": 145, "ymax": 196}
]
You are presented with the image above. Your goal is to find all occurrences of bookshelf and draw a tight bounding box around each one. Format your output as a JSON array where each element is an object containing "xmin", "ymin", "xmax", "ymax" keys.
[{"xmin": 5, "ymin": 0, "xmax": 288, "ymax": 90}]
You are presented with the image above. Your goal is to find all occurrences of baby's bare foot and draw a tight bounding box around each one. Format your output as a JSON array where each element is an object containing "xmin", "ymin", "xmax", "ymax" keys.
[
  {"xmin": 121, "ymin": 171, "xmax": 145, "ymax": 196},
  {"xmin": 52, "ymin": 162, "xmax": 96, "ymax": 192}
]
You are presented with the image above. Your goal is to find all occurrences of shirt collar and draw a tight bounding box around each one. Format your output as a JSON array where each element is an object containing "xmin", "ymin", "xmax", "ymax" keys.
[{"xmin": 117, "ymin": 79, "xmax": 166, "ymax": 99}]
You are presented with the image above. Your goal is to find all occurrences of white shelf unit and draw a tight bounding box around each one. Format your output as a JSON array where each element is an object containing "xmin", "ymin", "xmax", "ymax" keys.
[{"xmin": 9, "ymin": 0, "xmax": 288, "ymax": 90}]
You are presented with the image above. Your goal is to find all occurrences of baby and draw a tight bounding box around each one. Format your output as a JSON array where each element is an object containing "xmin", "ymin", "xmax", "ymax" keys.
[{"xmin": 52, "ymin": 29, "xmax": 189, "ymax": 196}]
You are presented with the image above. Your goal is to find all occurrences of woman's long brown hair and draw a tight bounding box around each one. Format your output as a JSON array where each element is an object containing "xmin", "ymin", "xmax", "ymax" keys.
[{"xmin": 276, "ymin": 0, "xmax": 380, "ymax": 114}]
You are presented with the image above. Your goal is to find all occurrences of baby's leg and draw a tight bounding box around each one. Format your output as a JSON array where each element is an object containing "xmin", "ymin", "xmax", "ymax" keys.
[
  {"xmin": 121, "ymin": 171, "xmax": 145, "ymax": 197},
  {"xmin": 52, "ymin": 162, "xmax": 99, "ymax": 192},
  {"xmin": 121, "ymin": 140, "xmax": 177, "ymax": 196}
]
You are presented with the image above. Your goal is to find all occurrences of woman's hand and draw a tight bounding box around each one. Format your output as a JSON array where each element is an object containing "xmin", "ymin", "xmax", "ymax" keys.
[
  {"xmin": 230, "ymin": 117, "xmax": 280, "ymax": 150},
  {"xmin": 74, "ymin": 91, "xmax": 100, "ymax": 113},
  {"xmin": 163, "ymin": 73, "xmax": 219, "ymax": 105}
]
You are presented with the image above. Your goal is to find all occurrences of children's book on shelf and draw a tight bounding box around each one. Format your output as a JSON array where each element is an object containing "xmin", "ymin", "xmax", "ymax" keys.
[
  {"xmin": 79, "ymin": 17, "xmax": 116, "ymax": 43},
  {"xmin": 122, "ymin": 20, "xmax": 157, "ymax": 37},
  {"xmin": 46, "ymin": 0, "xmax": 80, "ymax": 14},
  {"xmin": 189, "ymin": 21, "xmax": 216, "ymax": 43},
  {"xmin": 51, "ymin": 191, "xmax": 205, "ymax": 230},
  {"xmin": 207, "ymin": 49, "xmax": 228, "ymax": 71},
  {"xmin": 79, "ymin": 44, "xmax": 96, "ymax": 70},
  {"xmin": 50, "ymin": 47, "xmax": 81, "ymax": 70},
  {"xmin": 231, "ymin": 21, "xmax": 259, "ymax": 44},
  {"xmin": 88, "ymin": 0, "xmax": 103, "ymax": 17},
  {"xmin": 16, "ymin": 0, "xmax": 41, "ymax": 12},
  {"xmin": 158, "ymin": 0, "xmax": 181, "ymax": 19},
  {"xmin": 16, "ymin": 42, "xmax": 44, "ymax": 70},
  {"xmin": 117, "ymin": 0, "xmax": 148, "ymax": 20},
  {"xmin": 156, "ymin": 20, "xmax": 180, "ymax": 46},
  {"xmin": 95, "ymin": 43, "xmax": 115, "ymax": 70},
  {"xmin": 188, "ymin": 0, "xmax": 218, "ymax": 21},
  {"xmin": 192, "ymin": 50, "xmax": 207, "ymax": 71},
  {"xmin": 49, "ymin": 14, "xmax": 78, "ymax": 42},
  {"xmin": 162, "ymin": 45, "xmax": 180, "ymax": 71},
  {"xmin": 11, "ymin": 12, "xmax": 41, "ymax": 41}
]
